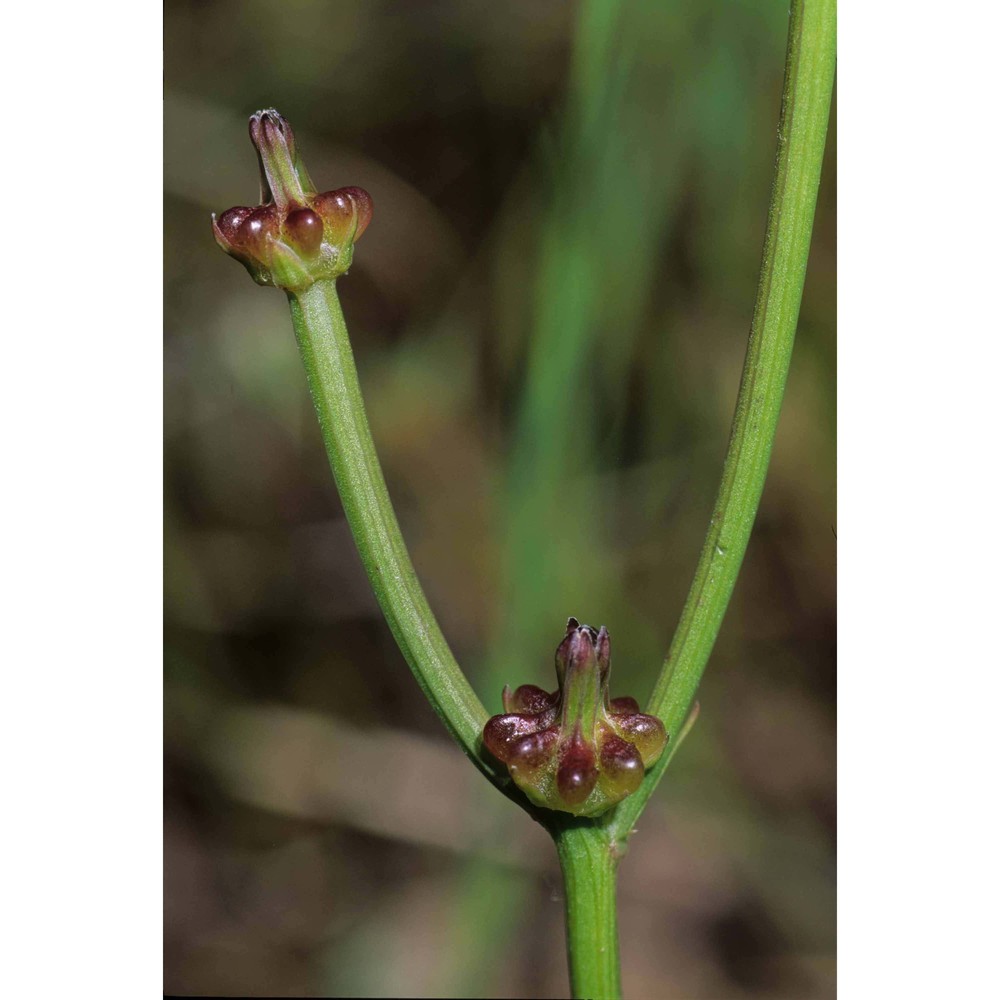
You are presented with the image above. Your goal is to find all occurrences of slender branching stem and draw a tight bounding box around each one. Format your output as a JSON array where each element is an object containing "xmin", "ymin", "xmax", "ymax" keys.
[
  {"xmin": 217, "ymin": 1, "xmax": 834, "ymax": 992},
  {"xmin": 286, "ymin": 280, "xmax": 501, "ymax": 782},
  {"xmin": 606, "ymin": 0, "xmax": 836, "ymax": 845}
]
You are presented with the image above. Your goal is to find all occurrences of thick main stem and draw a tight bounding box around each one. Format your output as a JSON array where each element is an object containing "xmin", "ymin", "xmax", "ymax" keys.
[
  {"xmin": 555, "ymin": 826, "xmax": 621, "ymax": 1000},
  {"xmin": 287, "ymin": 281, "xmax": 495, "ymax": 776}
]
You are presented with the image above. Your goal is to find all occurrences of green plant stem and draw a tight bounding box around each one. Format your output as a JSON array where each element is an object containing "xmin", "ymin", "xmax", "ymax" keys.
[
  {"xmin": 274, "ymin": 1, "xmax": 833, "ymax": 992},
  {"xmin": 555, "ymin": 825, "xmax": 621, "ymax": 1000},
  {"xmin": 607, "ymin": 0, "xmax": 836, "ymax": 843},
  {"xmin": 287, "ymin": 280, "xmax": 498, "ymax": 780}
]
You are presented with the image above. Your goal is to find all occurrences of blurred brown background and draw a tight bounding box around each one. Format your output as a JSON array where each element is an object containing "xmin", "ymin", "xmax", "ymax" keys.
[{"xmin": 165, "ymin": 1, "xmax": 835, "ymax": 996}]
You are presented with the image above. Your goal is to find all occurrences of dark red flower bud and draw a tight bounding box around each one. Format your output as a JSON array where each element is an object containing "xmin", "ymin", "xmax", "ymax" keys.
[
  {"xmin": 214, "ymin": 206, "xmax": 253, "ymax": 243},
  {"xmin": 557, "ymin": 729, "xmax": 600, "ymax": 807},
  {"xmin": 482, "ymin": 617, "xmax": 668, "ymax": 817},
  {"xmin": 502, "ymin": 683, "xmax": 556, "ymax": 715},
  {"xmin": 212, "ymin": 109, "xmax": 373, "ymax": 292},
  {"xmin": 284, "ymin": 207, "xmax": 324, "ymax": 256},
  {"xmin": 313, "ymin": 186, "xmax": 373, "ymax": 244},
  {"xmin": 598, "ymin": 733, "xmax": 644, "ymax": 797}
]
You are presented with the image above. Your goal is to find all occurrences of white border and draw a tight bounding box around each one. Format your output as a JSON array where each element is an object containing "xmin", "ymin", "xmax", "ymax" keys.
[
  {"xmin": 2, "ymin": 2, "xmax": 999, "ymax": 997},
  {"xmin": 1, "ymin": 2, "xmax": 162, "ymax": 996},
  {"xmin": 839, "ymin": 3, "xmax": 998, "ymax": 996}
]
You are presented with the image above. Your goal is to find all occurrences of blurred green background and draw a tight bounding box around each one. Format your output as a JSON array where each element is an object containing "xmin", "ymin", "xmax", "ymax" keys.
[{"xmin": 165, "ymin": 1, "xmax": 835, "ymax": 996}]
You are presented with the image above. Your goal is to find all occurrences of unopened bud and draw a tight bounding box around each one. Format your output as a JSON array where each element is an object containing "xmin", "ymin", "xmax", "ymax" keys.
[
  {"xmin": 483, "ymin": 617, "xmax": 668, "ymax": 817},
  {"xmin": 212, "ymin": 109, "xmax": 373, "ymax": 292}
]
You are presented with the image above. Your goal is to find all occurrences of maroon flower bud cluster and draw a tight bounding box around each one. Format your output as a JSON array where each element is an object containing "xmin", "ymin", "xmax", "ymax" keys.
[
  {"xmin": 483, "ymin": 618, "xmax": 668, "ymax": 817},
  {"xmin": 212, "ymin": 110, "xmax": 372, "ymax": 292}
]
